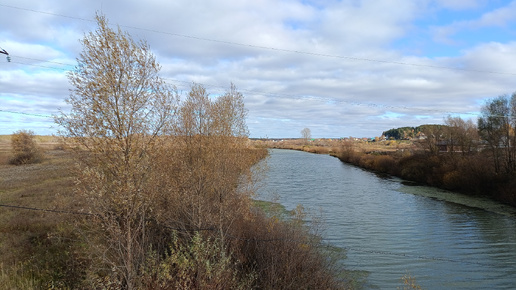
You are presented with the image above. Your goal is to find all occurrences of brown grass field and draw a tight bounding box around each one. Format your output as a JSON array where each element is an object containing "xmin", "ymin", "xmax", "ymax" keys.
[
  {"xmin": 0, "ymin": 135, "xmax": 86, "ymax": 287},
  {"xmin": 254, "ymin": 138, "xmax": 416, "ymax": 154},
  {"xmin": 0, "ymin": 135, "xmax": 349, "ymax": 288}
]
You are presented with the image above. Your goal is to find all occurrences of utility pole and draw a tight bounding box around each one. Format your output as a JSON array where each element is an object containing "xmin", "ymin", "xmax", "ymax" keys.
[{"xmin": 0, "ymin": 47, "xmax": 11, "ymax": 62}]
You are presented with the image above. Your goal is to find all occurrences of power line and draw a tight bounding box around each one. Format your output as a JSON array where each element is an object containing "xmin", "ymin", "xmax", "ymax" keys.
[
  {"xmin": 1, "ymin": 56, "xmax": 480, "ymax": 117},
  {"xmin": 2, "ymin": 3, "xmax": 516, "ymax": 76},
  {"xmin": 11, "ymin": 55, "xmax": 75, "ymax": 68},
  {"xmin": 0, "ymin": 3, "xmax": 94, "ymax": 23},
  {"xmin": 8, "ymin": 56, "xmax": 477, "ymax": 117},
  {"xmin": 0, "ymin": 202, "xmax": 219, "ymax": 232},
  {"xmin": 0, "ymin": 202, "xmax": 500, "ymax": 267},
  {"xmin": 0, "ymin": 203, "xmax": 95, "ymax": 216},
  {"xmin": 0, "ymin": 109, "xmax": 53, "ymax": 118},
  {"xmin": 5, "ymin": 59, "xmax": 70, "ymax": 71},
  {"xmin": 0, "ymin": 93, "xmax": 479, "ymax": 121},
  {"xmin": 0, "ymin": 56, "xmax": 486, "ymax": 120}
]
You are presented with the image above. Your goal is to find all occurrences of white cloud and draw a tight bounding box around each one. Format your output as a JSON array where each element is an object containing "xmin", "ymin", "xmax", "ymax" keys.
[
  {"xmin": 476, "ymin": 1, "xmax": 516, "ymax": 27},
  {"xmin": 432, "ymin": 0, "xmax": 488, "ymax": 10},
  {"xmin": 0, "ymin": 0, "xmax": 515, "ymax": 137},
  {"xmin": 431, "ymin": 0, "xmax": 516, "ymax": 44}
]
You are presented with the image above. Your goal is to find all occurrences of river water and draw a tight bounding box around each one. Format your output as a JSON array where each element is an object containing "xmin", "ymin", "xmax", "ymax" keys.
[{"xmin": 255, "ymin": 149, "xmax": 516, "ymax": 289}]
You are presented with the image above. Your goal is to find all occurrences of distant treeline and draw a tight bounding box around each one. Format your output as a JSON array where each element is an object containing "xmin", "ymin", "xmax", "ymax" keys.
[{"xmin": 382, "ymin": 124, "xmax": 444, "ymax": 140}]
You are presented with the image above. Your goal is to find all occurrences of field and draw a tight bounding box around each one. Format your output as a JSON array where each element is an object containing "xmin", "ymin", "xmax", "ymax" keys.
[
  {"xmin": 0, "ymin": 135, "xmax": 348, "ymax": 289},
  {"xmin": 253, "ymin": 138, "xmax": 416, "ymax": 154},
  {"xmin": 0, "ymin": 136, "xmax": 87, "ymax": 288}
]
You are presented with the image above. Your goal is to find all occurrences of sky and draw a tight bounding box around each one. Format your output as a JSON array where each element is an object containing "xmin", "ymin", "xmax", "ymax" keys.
[{"xmin": 1, "ymin": 0, "xmax": 516, "ymax": 138}]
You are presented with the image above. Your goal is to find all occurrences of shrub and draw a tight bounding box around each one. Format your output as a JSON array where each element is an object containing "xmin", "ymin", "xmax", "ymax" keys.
[
  {"xmin": 456, "ymin": 154, "xmax": 498, "ymax": 195},
  {"xmin": 9, "ymin": 130, "xmax": 43, "ymax": 165},
  {"xmin": 398, "ymin": 154, "xmax": 434, "ymax": 184},
  {"xmin": 442, "ymin": 170, "xmax": 462, "ymax": 190},
  {"xmin": 359, "ymin": 154, "xmax": 375, "ymax": 169},
  {"xmin": 140, "ymin": 233, "xmax": 254, "ymax": 290},
  {"xmin": 228, "ymin": 208, "xmax": 346, "ymax": 289},
  {"xmin": 373, "ymin": 155, "xmax": 396, "ymax": 174}
]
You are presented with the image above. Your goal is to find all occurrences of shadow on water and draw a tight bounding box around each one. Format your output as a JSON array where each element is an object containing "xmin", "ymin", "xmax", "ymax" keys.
[{"xmin": 399, "ymin": 183, "xmax": 516, "ymax": 217}]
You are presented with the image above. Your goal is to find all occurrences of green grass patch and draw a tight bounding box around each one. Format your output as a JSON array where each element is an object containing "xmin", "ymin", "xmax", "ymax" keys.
[{"xmin": 252, "ymin": 199, "xmax": 294, "ymax": 217}]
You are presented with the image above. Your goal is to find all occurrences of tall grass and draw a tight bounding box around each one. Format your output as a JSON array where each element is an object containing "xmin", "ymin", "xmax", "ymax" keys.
[
  {"xmin": 331, "ymin": 143, "xmax": 516, "ymax": 206},
  {"xmin": 0, "ymin": 138, "xmax": 349, "ymax": 288},
  {"xmin": 0, "ymin": 143, "xmax": 88, "ymax": 289},
  {"xmin": 0, "ymin": 263, "xmax": 37, "ymax": 289}
]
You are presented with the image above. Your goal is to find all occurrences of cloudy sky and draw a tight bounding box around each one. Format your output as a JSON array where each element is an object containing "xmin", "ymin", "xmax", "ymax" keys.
[{"xmin": 1, "ymin": 0, "xmax": 516, "ymax": 138}]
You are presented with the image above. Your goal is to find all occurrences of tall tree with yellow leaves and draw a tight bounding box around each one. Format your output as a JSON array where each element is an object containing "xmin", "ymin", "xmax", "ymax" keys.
[{"xmin": 55, "ymin": 14, "xmax": 177, "ymax": 289}]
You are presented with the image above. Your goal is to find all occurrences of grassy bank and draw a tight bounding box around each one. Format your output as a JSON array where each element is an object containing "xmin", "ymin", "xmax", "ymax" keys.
[
  {"xmin": 0, "ymin": 136, "xmax": 350, "ymax": 289},
  {"xmin": 254, "ymin": 138, "xmax": 413, "ymax": 154},
  {"xmin": 260, "ymin": 138, "xmax": 516, "ymax": 207},
  {"xmin": 0, "ymin": 138, "xmax": 86, "ymax": 288},
  {"xmin": 332, "ymin": 146, "xmax": 516, "ymax": 206}
]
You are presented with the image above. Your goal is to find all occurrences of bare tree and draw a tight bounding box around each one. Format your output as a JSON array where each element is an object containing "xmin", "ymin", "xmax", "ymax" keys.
[
  {"xmin": 477, "ymin": 94, "xmax": 516, "ymax": 174},
  {"xmin": 166, "ymin": 83, "xmax": 251, "ymax": 234},
  {"xmin": 418, "ymin": 125, "xmax": 444, "ymax": 155},
  {"xmin": 444, "ymin": 116, "xmax": 478, "ymax": 155},
  {"xmin": 301, "ymin": 127, "xmax": 311, "ymax": 143},
  {"xmin": 55, "ymin": 14, "xmax": 177, "ymax": 289},
  {"xmin": 146, "ymin": 83, "xmax": 257, "ymax": 287},
  {"xmin": 52, "ymin": 13, "xmax": 339, "ymax": 290}
]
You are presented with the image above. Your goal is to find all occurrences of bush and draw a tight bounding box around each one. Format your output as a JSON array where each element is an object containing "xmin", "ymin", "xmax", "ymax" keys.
[
  {"xmin": 442, "ymin": 170, "xmax": 462, "ymax": 190},
  {"xmin": 140, "ymin": 233, "xmax": 253, "ymax": 290},
  {"xmin": 398, "ymin": 153, "xmax": 435, "ymax": 184},
  {"xmin": 373, "ymin": 155, "xmax": 396, "ymax": 174},
  {"xmin": 228, "ymin": 208, "xmax": 346, "ymax": 289},
  {"xmin": 9, "ymin": 130, "xmax": 43, "ymax": 165},
  {"xmin": 455, "ymin": 154, "xmax": 498, "ymax": 195}
]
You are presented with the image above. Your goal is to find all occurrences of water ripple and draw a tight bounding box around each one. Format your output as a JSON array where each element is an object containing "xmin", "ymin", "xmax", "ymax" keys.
[{"xmin": 256, "ymin": 149, "xmax": 516, "ymax": 289}]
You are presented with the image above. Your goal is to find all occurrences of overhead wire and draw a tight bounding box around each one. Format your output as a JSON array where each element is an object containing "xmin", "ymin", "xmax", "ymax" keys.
[
  {"xmin": 1, "ymin": 3, "xmax": 516, "ymax": 76},
  {"xmin": 0, "ymin": 4, "xmax": 496, "ymax": 120},
  {"xmin": 0, "ymin": 109, "xmax": 53, "ymax": 118},
  {"xmin": 11, "ymin": 55, "xmax": 75, "ymax": 68},
  {"xmin": 0, "ymin": 201, "xmax": 501, "ymax": 267},
  {"xmin": 0, "ymin": 203, "xmax": 95, "ymax": 216},
  {"xmin": 0, "ymin": 5, "xmax": 510, "ymax": 270},
  {"xmin": 0, "ymin": 3, "xmax": 94, "ymax": 23},
  {"xmin": 1, "ymin": 56, "xmax": 481, "ymax": 119},
  {"xmin": 3, "ymin": 59, "xmax": 70, "ymax": 71},
  {"xmin": 2, "ymin": 4, "xmax": 506, "ymax": 125}
]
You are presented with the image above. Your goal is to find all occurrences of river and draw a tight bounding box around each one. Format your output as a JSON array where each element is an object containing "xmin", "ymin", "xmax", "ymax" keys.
[{"xmin": 255, "ymin": 149, "xmax": 516, "ymax": 289}]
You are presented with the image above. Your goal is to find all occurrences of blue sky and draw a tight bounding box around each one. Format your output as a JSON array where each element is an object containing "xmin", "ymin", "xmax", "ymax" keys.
[{"xmin": 1, "ymin": 0, "xmax": 516, "ymax": 138}]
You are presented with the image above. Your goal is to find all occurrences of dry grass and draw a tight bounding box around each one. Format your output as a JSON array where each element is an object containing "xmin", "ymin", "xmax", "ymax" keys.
[
  {"xmin": 0, "ymin": 135, "xmax": 348, "ymax": 288},
  {"xmin": 0, "ymin": 136, "xmax": 86, "ymax": 288},
  {"xmin": 256, "ymin": 138, "xmax": 416, "ymax": 154}
]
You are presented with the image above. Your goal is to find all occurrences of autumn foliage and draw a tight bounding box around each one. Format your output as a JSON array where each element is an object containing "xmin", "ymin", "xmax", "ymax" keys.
[
  {"xmin": 50, "ymin": 14, "xmax": 345, "ymax": 289},
  {"xmin": 9, "ymin": 130, "xmax": 43, "ymax": 165},
  {"xmin": 332, "ymin": 141, "xmax": 513, "ymax": 206}
]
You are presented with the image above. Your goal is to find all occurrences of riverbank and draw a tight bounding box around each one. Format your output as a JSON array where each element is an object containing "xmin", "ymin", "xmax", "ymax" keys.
[
  {"xmin": 332, "ymin": 146, "xmax": 516, "ymax": 207},
  {"xmin": 0, "ymin": 136, "xmax": 348, "ymax": 288},
  {"xmin": 257, "ymin": 149, "xmax": 516, "ymax": 289},
  {"xmin": 255, "ymin": 139, "xmax": 516, "ymax": 208}
]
